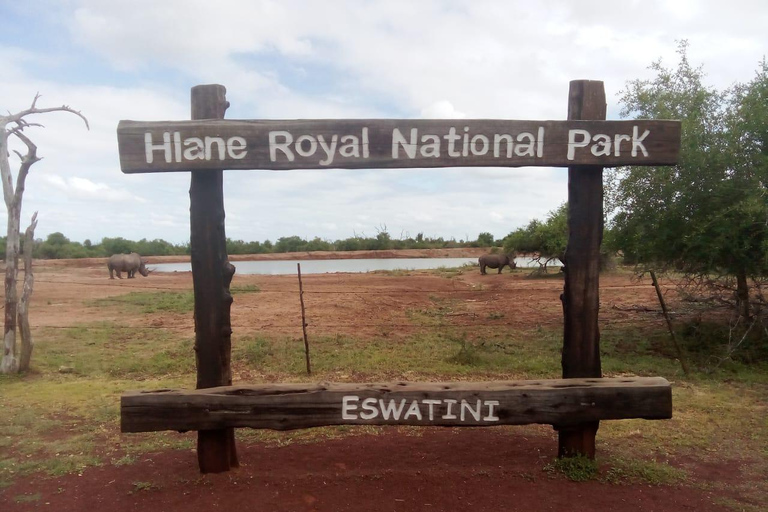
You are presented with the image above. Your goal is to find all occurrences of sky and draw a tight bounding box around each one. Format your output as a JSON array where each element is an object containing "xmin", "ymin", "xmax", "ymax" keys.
[{"xmin": 0, "ymin": 0, "xmax": 765, "ymax": 245}]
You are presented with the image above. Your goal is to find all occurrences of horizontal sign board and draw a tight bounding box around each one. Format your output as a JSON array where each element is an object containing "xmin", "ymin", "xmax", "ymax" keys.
[
  {"xmin": 117, "ymin": 119, "xmax": 681, "ymax": 173},
  {"xmin": 121, "ymin": 377, "xmax": 672, "ymax": 433}
]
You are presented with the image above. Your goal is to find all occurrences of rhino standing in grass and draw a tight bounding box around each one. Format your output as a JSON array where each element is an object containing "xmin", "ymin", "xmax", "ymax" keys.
[
  {"xmin": 479, "ymin": 253, "xmax": 517, "ymax": 274},
  {"xmin": 108, "ymin": 253, "xmax": 150, "ymax": 279}
]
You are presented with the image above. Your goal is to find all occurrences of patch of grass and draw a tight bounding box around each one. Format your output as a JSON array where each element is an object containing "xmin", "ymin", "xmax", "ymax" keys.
[
  {"xmin": 111, "ymin": 454, "xmax": 137, "ymax": 466},
  {"xmin": 603, "ymin": 457, "xmax": 687, "ymax": 485},
  {"xmin": 238, "ymin": 335, "xmax": 274, "ymax": 367},
  {"xmin": 231, "ymin": 284, "xmax": 260, "ymax": 294},
  {"xmin": 31, "ymin": 323, "xmax": 194, "ymax": 378},
  {"xmin": 14, "ymin": 492, "xmax": 42, "ymax": 503},
  {"xmin": 431, "ymin": 263, "xmax": 476, "ymax": 278},
  {"xmin": 130, "ymin": 481, "xmax": 157, "ymax": 493},
  {"xmin": 446, "ymin": 337, "xmax": 483, "ymax": 366},
  {"xmin": 92, "ymin": 291, "xmax": 195, "ymax": 314},
  {"xmin": 544, "ymin": 455, "xmax": 599, "ymax": 482}
]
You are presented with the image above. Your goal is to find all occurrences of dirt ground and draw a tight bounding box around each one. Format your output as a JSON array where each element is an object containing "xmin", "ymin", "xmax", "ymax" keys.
[{"xmin": 2, "ymin": 250, "xmax": 757, "ymax": 511}]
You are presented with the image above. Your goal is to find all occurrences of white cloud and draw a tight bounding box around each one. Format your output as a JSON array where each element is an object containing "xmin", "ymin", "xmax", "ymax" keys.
[
  {"xmin": 0, "ymin": 0, "xmax": 764, "ymax": 244},
  {"xmin": 43, "ymin": 175, "xmax": 145, "ymax": 202}
]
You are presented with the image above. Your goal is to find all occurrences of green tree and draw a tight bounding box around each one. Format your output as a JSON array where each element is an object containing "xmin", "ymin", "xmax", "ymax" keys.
[
  {"xmin": 100, "ymin": 236, "xmax": 134, "ymax": 256},
  {"xmin": 607, "ymin": 42, "xmax": 768, "ymax": 320},
  {"xmin": 503, "ymin": 203, "xmax": 567, "ymax": 271},
  {"xmin": 476, "ymin": 232, "xmax": 494, "ymax": 247}
]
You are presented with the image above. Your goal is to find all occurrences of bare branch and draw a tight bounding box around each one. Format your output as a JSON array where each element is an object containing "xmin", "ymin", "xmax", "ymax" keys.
[
  {"xmin": 1, "ymin": 95, "xmax": 89, "ymax": 131},
  {"xmin": 10, "ymin": 130, "xmax": 41, "ymax": 210}
]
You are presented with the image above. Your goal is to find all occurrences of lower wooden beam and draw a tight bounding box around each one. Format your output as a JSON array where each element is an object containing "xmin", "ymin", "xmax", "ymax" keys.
[{"xmin": 121, "ymin": 377, "xmax": 672, "ymax": 433}]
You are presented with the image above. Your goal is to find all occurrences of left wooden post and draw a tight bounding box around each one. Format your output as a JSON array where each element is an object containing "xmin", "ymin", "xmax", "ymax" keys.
[{"xmin": 189, "ymin": 84, "xmax": 239, "ymax": 473}]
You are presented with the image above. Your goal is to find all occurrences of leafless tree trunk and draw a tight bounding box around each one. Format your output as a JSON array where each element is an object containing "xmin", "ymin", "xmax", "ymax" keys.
[
  {"xmin": 0, "ymin": 94, "xmax": 88, "ymax": 374},
  {"xmin": 18, "ymin": 212, "xmax": 38, "ymax": 372}
]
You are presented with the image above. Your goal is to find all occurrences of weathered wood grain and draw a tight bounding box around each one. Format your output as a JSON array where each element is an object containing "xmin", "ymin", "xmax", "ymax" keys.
[
  {"xmin": 121, "ymin": 377, "xmax": 672, "ymax": 433},
  {"xmin": 117, "ymin": 118, "xmax": 681, "ymax": 173},
  {"xmin": 189, "ymin": 84, "xmax": 238, "ymax": 473},
  {"xmin": 559, "ymin": 79, "xmax": 606, "ymax": 458}
]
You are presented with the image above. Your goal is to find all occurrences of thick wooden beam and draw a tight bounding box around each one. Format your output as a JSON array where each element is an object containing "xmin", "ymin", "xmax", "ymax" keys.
[
  {"xmin": 559, "ymin": 79, "xmax": 607, "ymax": 459},
  {"xmin": 116, "ymin": 119, "xmax": 681, "ymax": 173},
  {"xmin": 189, "ymin": 84, "xmax": 238, "ymax": 473},
  {"xmin": 121, "ymin": 377, "xmax": 672, "ymax": 433}
]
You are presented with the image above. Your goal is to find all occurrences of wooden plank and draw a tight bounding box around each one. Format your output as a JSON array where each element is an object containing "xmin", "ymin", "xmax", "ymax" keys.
[
  {"xmin": 189, "ymin": 84, "xmax": 238, "ymax": 473},
  {"xmin": 116, "ymin": 119, "xmax": 681, "ymax": 173},
  {"xmin": 559, "ymin": 79, "xmax": 606, "ymax": 458},
  {"xmin": 121, "ymin": 377, "xmax": 672, "ymax": 433}
]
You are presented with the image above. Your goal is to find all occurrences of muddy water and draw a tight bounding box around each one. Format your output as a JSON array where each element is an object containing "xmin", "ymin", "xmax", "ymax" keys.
[{"xmin": 151, "ymin": 257, "xmax": 555, "ymax": 275}]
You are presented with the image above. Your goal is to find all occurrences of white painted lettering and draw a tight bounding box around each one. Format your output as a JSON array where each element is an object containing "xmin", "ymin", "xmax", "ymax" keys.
[
  {"xmin": 204, "ymin": 137, "xmax": 226, "ymax": 160},
  {"xmin": 470, "ymin": 134, "xmax": 490, "ymax": 156},
  {"xmin": 537, "ymin": 127, "xmax": 545, "ymax": 158},
  {"xmin": 339, "ymin": 135, "xmax": 360, "ymax": 158},
  {"xmin": 296, "ymin": 135, "xmax": 318, "ymax": 158},
  {"xmin": 183, "ymin": 137, "xmax": 205, "ymax": 160},
  {"xmin": 392, "ymin": 128, "xmax": 417, "ymax": 159},
  {"xmin": 422, "ymin": 399, "xmax": 442, "ymax": 421},
  {"xmin": 631, "ymin": 126, "xmax": 650, "ymax": 157},
  {"xmin": 227, "ymin": 136, "xmax": 247, "ymax": 159},
  {"xmin": 342, "ymin": 396, "xmax": 359, "ymax": 420},
  {"xmin": 591, "ymin": 134, "xmax": 611, "ymax": 157},
  {"xmin": 462, "ymin": 127, "xmax": 470, "ymax": 157},
  {"xmin": 614, "ymin": 133, "xmax": 631, "ymax": 156},
  {"xmin": 379, "ymin": 399, "xmax": 407, "ymax": 420},
  {"xmin": 144, "ymin": 132, "xmax": 172, "ymax": 164},
  {"xmin": 173, "ymin": 132, "xmax": 183, "ymax": 162},
  {"xmin": 360, "ymin": 397, "xmax": 379, "ymax": 420},
  {"xmin": 443, "ymin": 399, "xmax": 458, "ymax": 419},
  {"xmin": 515, "ymin": 132, "xmax": 536, "ymax": 157},
  {"xmin": 317, "ymin": 135, "xmax": 338, "ymax": 166},
  {"xmin": 483, "ymin": 400, "xmax": 500, "ymax": 421},
  {"xmin": 460, "ymin": 399, "xmax": 482, "ymax": 422},
  {"xmin": 403, "ymin": 400, "xmax": 423, "ymax": 420},
  {"xmin": 444, "ymin": 127, "xmax": 461, "ymax": 157},
  {"xmin": 494, "ymin": 134, "xmax": 514, "ymax": 158},
  {"xmin": 362, "ymin": 127, "xmax": 370, "ymax": 158},
  {"xmin": 567, "ymin": 129, "xmax": 591, "ymax": 160},
  {"xmin": 269, "ymin": 131, "xmax": 294, "ymax": 162},
  {"xmin": 420, "ymin": 134, "xmax": 441, "ymax": 158}
]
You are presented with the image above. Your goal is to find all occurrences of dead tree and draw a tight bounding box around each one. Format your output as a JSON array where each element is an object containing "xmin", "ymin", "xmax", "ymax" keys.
[{"xmin": 0, "ymin": 95, "xmax": 88, "ymax": 374}]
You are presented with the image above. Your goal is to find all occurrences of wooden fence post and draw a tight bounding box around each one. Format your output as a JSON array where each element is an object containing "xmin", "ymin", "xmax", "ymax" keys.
[
  {"xmin": 189, "ymin": 84, "xmax": 239, "ymax": 473},
  {"xmin": 558, "ymin": 80, "xmax": 606, "ymax": 458}
]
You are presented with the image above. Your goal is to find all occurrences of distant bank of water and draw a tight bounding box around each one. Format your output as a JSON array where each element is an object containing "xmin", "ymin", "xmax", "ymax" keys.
[{"xmin": 151, "ymin": 256, "xmax": 556, "ymax": 275}]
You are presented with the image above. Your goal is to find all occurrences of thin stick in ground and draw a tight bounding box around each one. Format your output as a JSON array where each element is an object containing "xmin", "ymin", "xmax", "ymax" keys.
[
  {"xmin": 298, "ymin": 263, "xmax": 311, "ymax": 375},
  {"xmin": 650, "ymin": 270, "xmax": 690, "ymax": 375}
]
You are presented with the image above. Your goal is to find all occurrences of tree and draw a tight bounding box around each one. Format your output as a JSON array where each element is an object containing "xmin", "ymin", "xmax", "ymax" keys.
[
  {"xmin": 476, "ymin": 232, "xmax": 494, "ymax": 247},
  {"xmin": 607, "ymin": 42, "xmax": 768, "ymax": 321},
  {"xmin": 503, "ymin": 203, "xmax": 568, "ymax": 272},
  {"xmin": 0, "ymin": 95, "xmax": 88, "ymax": 374}
]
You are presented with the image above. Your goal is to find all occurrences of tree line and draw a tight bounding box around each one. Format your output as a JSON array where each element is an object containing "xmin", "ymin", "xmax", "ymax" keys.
[{"xmin": 0, "ymin": 230, "xmax": 504, "ymax": 260}]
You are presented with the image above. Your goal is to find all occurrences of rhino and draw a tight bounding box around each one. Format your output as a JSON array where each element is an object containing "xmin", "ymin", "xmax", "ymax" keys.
[
  {"xmin": 479, "ymin": 253, "xmax": 517, "ymax": 275},
  {"xmin": 107, "ymin": 253, "xmax": 150, "ymax": 279}
]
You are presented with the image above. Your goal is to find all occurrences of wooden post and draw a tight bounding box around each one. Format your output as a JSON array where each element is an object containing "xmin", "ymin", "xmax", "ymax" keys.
[
  {"xmin": 189, "ymin": 84, "xmax": 238, "ymax": 473},
  {"xmin": 558, "ymin": 80, "xmax": 606, "ymax": 459},
  {"xmin": 297, "ymin": 263, "xmax": 311, "ymax": 375},
  {"xmin": 650, "ymin": 270, "xmax": 689, "ymax": 375}
]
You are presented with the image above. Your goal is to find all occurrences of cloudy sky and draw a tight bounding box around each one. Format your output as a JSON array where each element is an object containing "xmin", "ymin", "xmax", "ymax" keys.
[{"xmin": 0, "ymin": 0, "xmax": 765, "ymax": 245}]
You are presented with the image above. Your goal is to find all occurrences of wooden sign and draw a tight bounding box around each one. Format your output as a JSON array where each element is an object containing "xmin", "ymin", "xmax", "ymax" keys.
[
  {"xmin": 117, "ymin": 119, "xmax": 681, "ymax": 173},
  {"xmin": 121, "ymin": 376, "xmax": 672, "ymax": 433}
]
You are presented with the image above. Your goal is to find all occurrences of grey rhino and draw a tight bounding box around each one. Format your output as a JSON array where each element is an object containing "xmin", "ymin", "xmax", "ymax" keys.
[
  {"xmin": 479, "ymin": 253, "xmax": 517, "ymax": 274},
  {"xmin": 108, "ymin": 253, "xmax": 150, "ymax": 279}
]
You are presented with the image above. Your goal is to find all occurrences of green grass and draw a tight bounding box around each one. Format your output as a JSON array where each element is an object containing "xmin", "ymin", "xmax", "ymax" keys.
[
  {"xmin": 544, "ymin": 455, "xmax": 599, "ymax": 482},
  {"xmin": 1, "ymin": 286, "xmax": 766, "ymax": 510},
  {"xmin": 602, "ymin": 457, "xmax": 687, "ymax": 485},
  {"xmin": 91, "ymin": 285, "xmax": 259, "ymax": 315},
  {"xmin": 29, "ymin": 323, "xmax": 194, "ymax": 378}
]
